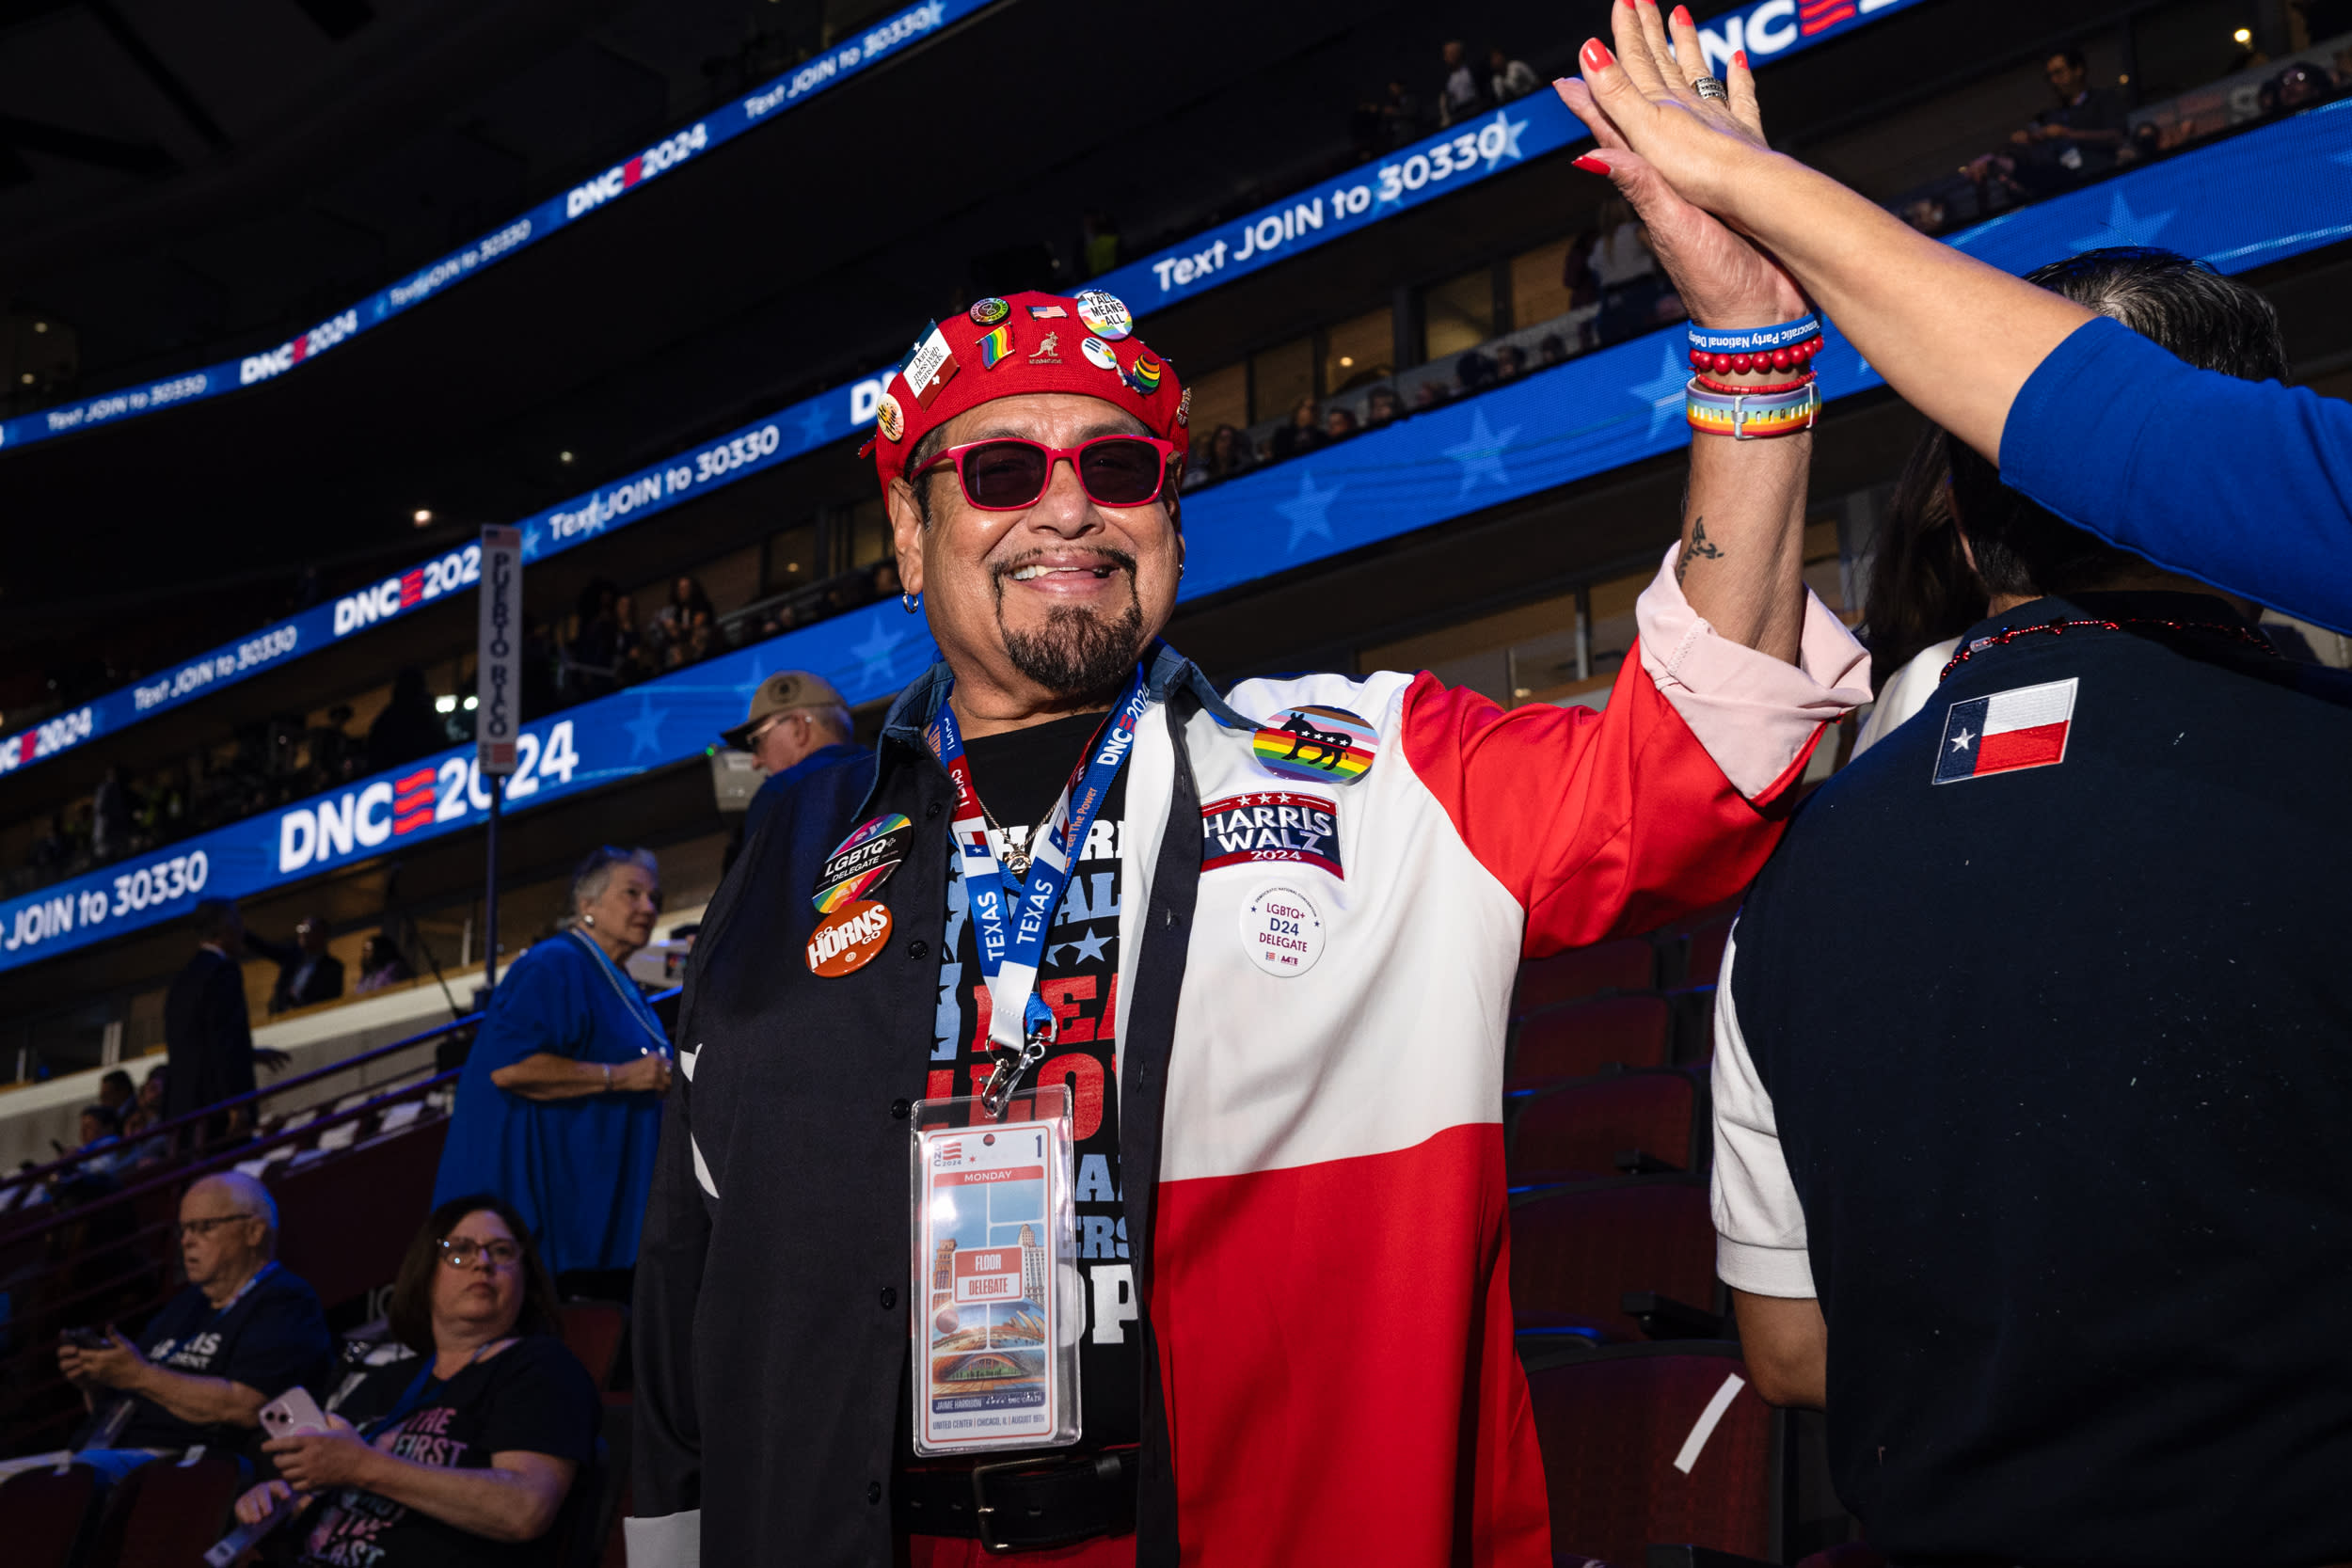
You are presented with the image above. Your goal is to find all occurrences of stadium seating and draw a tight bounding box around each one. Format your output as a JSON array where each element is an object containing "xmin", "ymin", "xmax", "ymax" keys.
[
  {"xmin": 82, "ymin": 1449, "xmax": 242, "ymax": 1568},
  {"xmin": 1511, "ymin": 938, "xmax": 1657, "ymax": 1017},
  {"xmin": 1655, "ymin": 898, "xmax": 1741, "ymax": 990},
  {"xmin": 1680, "ymin": 920, "xmax": 1734, "ymax": 990},
  {"xmin": 1509, "ymin": 1177, "xmax": 1719, "ymax": 1344},
  {"xmin": 1508, "ymin": 1069, "xmax": 1699, "ymax": 1186},
  {"xmin": 272, "ymin": 1117, "xmax": 450, "ymax": 1313},
  {"xmin": 559, "ymin": 1301, "xmax": 628, "ymax": 1390},
  {"xmin": 0, "ymin": 1461, "xmax": 101, "ymax": 1568},
  {"xmin": 1508, "ymin": 994, "xmax": 1673, "ymax": 1089},
  {"xmin": 1527, "ymin": 1342, "xmax": 1776, "ymax": 1566}
]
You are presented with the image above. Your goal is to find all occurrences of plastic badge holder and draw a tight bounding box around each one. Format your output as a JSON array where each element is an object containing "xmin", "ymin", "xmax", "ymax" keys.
[{"xmin": 910, "ymin": 1084, "xmax": 1082, "ymax": 1456}]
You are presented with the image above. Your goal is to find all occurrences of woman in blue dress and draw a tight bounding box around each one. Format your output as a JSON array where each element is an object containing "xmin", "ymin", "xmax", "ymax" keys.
[{"xmin": 433, "ymin": 847, "xmax": 675, "ymax": 1295}]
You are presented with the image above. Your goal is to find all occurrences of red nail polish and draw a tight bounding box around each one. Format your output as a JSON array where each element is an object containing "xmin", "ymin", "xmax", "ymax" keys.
[
  {"xmin": 1735, "ymin": 50, "xmax": 1749, "ymax": 70},
  {"xmin": 1582, "ymin": 38, "xmax": 1616, "ymax": 71},
  {"xmin": 1573, "ymin": 154, "xmax": 1613, "ymax": 175},
  {"xmin": 1672, "ymin": 4, "xmax": 1693, "ymax": 24}
]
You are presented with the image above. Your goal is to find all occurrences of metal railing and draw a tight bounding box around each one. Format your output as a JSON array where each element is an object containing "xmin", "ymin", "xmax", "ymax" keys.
[{"xmin": 0, "ymin": 984, "xmax": 680, "ymax": 1453}]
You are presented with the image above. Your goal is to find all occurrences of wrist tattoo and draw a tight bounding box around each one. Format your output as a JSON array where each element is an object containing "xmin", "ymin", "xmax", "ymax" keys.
[{"xmin": 1676, "ymin": 519, "xmax": 1724, "ymax": 583}]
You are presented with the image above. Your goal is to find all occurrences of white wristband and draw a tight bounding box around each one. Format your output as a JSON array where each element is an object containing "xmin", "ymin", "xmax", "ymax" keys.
[{"xmin": 601, "ymin": 1063, "xmax": 612, "ymax": 1090}]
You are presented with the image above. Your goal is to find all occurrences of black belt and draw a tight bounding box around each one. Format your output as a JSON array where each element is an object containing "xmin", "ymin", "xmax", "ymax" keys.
[{"xmin": 895, "ymin": 1449, "xmax": 1136, "ymax": 1553}]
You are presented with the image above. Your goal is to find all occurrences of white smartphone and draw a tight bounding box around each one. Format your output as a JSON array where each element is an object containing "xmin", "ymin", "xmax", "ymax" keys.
[{"xmin": 257, "ymin": 1386, "xmax": 328, "ymax": 1439}]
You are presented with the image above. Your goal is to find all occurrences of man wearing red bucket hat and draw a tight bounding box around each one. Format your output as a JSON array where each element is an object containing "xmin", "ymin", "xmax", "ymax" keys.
[{"xmin": 634, "ymin": 197, "xmax": 1868, "ymax": 1561}]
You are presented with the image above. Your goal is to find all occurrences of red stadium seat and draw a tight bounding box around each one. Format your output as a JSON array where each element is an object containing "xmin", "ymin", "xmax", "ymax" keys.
[
  {"xmin": 272, "ymin": 1117, "xmax": 449, "ymax": 1313},
  {"xmin": 1512, "ymin": 938, "xmax": 1657, "ymax": 1017},
  {"xmin": 84, "ymin": 1449, "xmax": 242, "ymax": 1568},
  {"xmin": 1528, "ymin": 1342, "xmax": 1775, "ymax": 1567},
  {"xmin": 1509, "ymin": 1070, "xmax": 1698, "ymax": 1185},
  {"xmin": 1509, "ymin": 995, "xmax": 1672, "ymax": 1089},
  {"xmin": 1679, "ymin": 918, "xmax": 1735, "ymax": 989},
  {"xmin": 0, "ymin": 1461, "xmax": 101, "ymax": 1568},
  {"xmin": 1508, "ymin": 1177, "xmax": 1718, "ymax": 1343},
  {"xmin": 559, "ymin": 1301, "xmax": 628, "ymax": 1390}
]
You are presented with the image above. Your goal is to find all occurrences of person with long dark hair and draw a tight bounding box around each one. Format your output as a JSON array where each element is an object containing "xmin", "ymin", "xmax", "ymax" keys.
[
  {"xmin": 232, "ymin": 1194, "xmax": 599, "ymax": 1566},
  {"xmin": 1851, "ymin": 427, "xmax": 1986, "ymax": 754}
]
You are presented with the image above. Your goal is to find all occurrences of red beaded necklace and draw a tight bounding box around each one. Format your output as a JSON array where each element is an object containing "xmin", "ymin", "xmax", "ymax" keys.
[{"xmin": 1938, "ymin": 615, "xmax": 2277, "ymax": 683}]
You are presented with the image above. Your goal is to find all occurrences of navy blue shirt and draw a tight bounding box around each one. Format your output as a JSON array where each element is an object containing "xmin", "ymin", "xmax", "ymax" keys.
[
  {"xmin": 743, "ymin": 743, "xmax": 873, "ymax": 847},
  {"xmin": 1732, "ymin": 594, "xmax": 2352, "ymax": 1564},
  {"xmin": 110, "ymin": 1263, "xmax": 333, "ymax": 1451}
]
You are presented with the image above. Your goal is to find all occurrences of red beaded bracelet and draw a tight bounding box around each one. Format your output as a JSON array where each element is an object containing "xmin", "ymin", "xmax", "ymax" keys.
[{"xmin": 1686, "ymin": 336, "xmax": 1822, "ymax": 376}]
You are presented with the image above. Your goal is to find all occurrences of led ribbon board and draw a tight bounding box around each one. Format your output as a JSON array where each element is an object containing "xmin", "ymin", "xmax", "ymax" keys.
[
  {"xmin": 0, "ymin": 0, "xmax": 1931, "ymax": 779},
  {"xmin": 8, "ymin": 94, "xmax": 2352, "ymax": 972},
  {"xmin": 0, "ymin": 0, "xmax": 992, "ymax": 455},
  {"xmin": 1091, "ymin": 0, "xmax": 1930, "ymax": 311}
]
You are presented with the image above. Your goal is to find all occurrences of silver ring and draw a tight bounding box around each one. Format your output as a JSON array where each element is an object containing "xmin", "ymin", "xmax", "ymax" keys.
[{"xmin": 1692, "ymin": 75, "xmax": 1729, "ymax": 101}]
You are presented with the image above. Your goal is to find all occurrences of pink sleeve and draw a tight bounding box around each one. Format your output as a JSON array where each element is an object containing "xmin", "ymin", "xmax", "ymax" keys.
[{"xmin": 1399, "ymin": 554, "xmax": 1867, "ymax": 955}]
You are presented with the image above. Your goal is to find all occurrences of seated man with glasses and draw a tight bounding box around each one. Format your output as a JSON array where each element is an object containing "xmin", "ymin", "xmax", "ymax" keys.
[
  {"xmin": 53, "ymin": 1171, "xmax": 333, "ymax": 1481},
  {"xmin": 235, "ymin": 1194, "xmax": 600, "ymax": 1567}
]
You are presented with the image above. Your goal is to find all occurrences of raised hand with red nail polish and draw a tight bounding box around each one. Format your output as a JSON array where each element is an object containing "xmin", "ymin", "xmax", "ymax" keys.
[{"xmin": 1555, "ymin": 0, "xmax": 1804, "ymax": 340}]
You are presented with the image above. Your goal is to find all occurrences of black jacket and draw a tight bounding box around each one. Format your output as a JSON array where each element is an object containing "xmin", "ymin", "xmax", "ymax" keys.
[
  {"xmin": 163, "ymin": 947, "xmax": 255, "ymax": 1121},
  {"xmin": 632, "ymin": 656, "xmax": 1242, "ymax": 1567},
  {"xmin": 247, "ymin": 932, "xmax": 345, "ymax": 1014},
  {"xmin": 1733, "ymin": 594, "xmax": 2352, "ymax": 1560}
]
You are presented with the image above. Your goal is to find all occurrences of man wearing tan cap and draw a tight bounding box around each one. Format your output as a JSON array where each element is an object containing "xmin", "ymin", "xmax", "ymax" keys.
[{"xmin": 723, "ymin": 671, "xmax": 866, "ymax": 847}]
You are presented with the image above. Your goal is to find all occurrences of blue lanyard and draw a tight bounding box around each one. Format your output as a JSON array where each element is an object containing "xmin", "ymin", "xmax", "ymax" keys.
[
  {"xmin": 566, "ymin": 929, "xmax": 672, "ymax": 1058},
  {"xmin": 925, "ymin": 649, "xmax": 1170, "ymax": 1115},
  {"xmin": 361, "ymin": 1338, "xmax": 506, "ymax": 1441}
]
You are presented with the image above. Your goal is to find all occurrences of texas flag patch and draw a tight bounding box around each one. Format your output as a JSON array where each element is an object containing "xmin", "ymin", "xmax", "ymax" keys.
[{"xmin": 1933, "ymin": 677, "xmax": 2078, "ymax": 784}]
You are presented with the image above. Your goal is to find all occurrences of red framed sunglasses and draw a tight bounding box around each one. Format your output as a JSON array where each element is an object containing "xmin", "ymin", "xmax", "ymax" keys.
[{"xmin": 911, "ymin": 435, "xmax": 1182, "ymax": 512}]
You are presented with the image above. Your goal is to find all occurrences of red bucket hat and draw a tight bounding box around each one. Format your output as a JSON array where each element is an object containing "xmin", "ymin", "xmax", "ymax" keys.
[{"xmin": 867, "ymin": 289, "xmax": 1191, "ymax": 494}]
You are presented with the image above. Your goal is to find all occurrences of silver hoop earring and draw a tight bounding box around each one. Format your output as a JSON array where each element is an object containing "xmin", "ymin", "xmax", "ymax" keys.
[{"xmin": 902, "ymin": 591, "xmax": 922, "ymax": 614}]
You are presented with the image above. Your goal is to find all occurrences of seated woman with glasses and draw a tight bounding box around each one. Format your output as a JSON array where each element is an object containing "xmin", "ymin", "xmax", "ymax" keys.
[
  {"xmin": 233, "ymin": 1194, "xmax": 600, "ymax": 1565},
  {"xmin": 431, "ymin": 846, "xmax": 675, "ymax": 1300}
]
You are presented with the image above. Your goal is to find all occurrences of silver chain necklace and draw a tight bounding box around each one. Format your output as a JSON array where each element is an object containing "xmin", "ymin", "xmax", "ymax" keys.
[{"xmin": 977, "ymin": 799, "xmax": 1043, "ymax": 880}]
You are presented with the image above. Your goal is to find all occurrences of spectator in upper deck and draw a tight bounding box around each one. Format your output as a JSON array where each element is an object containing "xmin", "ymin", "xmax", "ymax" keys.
[
  {"xmin": 251, "ymin": 915, "xmax": 345, "ymax": 1015},
  {"xmin": 356, "ymin": 933, "xmax": 416, "ymax": 995},
  {"xmin": 92, "ymin": 766, "xmax": 133, "ymax": 864},
  {"xmin": 1379, "ymin": 79, "xmax": 1425, "ymax": 149},
  {"xmin": 368, "ymin": 668, "xmax": 446, "ymax": 774},
  {"xmin": 1438, "ymin": 40, "xmax": 1485, "ymax": 126},
  {"xmin": 164, "ymin": 899, "xmax": 290, "ymax": 1145},
  {"xmin": 2007, "ymin": 47, "xmax": 2127, "ymax": 195},
  {"xmin": 1271, "ymin": 397, "xmax": 1327, "ymax": 461},
  {"xmin": 1489, "ymin": 45, "xmax": 1539, "ymax": 104}
]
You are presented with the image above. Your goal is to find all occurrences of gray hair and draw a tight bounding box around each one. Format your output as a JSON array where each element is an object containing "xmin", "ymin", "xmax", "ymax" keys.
[
  {"xmin": 569, "ymin": 847, "xmax": 660, "ymax": 922},
  {"xmin": 804, "ymin": 702, "xmax": 854, "ymax": 743},
  {"xmin": 187, "ymin": 1170, "xmax": 279, "ymax": 1255}
]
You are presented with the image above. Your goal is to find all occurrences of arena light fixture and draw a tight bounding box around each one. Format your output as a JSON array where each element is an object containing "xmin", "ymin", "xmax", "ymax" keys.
[
  {"xmin": 434, "ymin": 694, "xmax": 457, "ymax": 713},
  {"xmin": 412, "ymin": 508, "xmax": 433, "ymax": 526},
  {"xmin": 2233, "ymin": 26, "xmax": 2253, "ymax": 43}
]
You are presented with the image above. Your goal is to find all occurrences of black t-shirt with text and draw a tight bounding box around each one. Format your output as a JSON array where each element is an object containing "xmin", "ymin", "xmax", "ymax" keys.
[
  {"xmin": 294, "ymin": 1335, "xmax": 598, "ymax": 1568},
  {"xmin": 109, "ymin": 1264, "xmax": 333, "ymax": 1451},
  {"xmin": 919, "ymin": 709, "xmax": 1138, "ymax": 1458}
]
